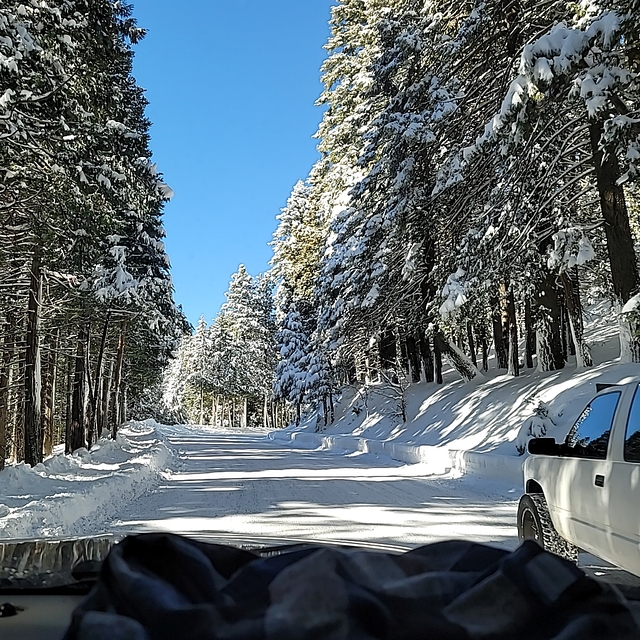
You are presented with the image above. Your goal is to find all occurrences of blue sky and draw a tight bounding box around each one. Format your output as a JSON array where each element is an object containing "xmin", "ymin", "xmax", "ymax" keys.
[{"xmin": 130, "ymin": 1, "xmax": 335, "ymax": 326}]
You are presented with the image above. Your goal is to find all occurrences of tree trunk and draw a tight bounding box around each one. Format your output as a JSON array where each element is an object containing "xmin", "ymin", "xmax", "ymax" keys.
[
  {"xmin": 263, "ymin": 395, "xmax": 268, "ymax": 428},
  {"xmin": 478, "ymin": 325, "xmax": 489, "ymax": 372},
  {"xmin": 120, "ymin": 385, "xmax": 127, "ymax": 425},
  {"xmin": 42, "ymin": 328, "xmax": 59, "ymax": 457},
  {"xmin": 40, "ymin": 343, "xmax": 50, "ymax": 456},
  {"xmin": 419, "ymin": 331, "xmax": 434, "ymax": 383},
  {"xmin": 559, "ymin": 297, "xmax": 569, "ymax": 362},
  {"xmin": 68, "ymin": 327, "xmax": 87, "ymax": 453},
  {"xmin": 110, "ymin": 321, "xmax": 127, "ymax": 438},
  {"xmin": 397, "ymin": 332, "xmax": 410, "ymax": 377},
  {"xmin": 89, "ymin": 314, "xmax": 110, "ymax": 444},
  {"xmin": 405, "ymin": 335, "xmax": 421, "ymax": 383},
  {"xmin": 12, "ymin": 346, "xmax": 25, "ymax": 463},
  {"xmin": 65, "ymin": 351, "xmax": 73, "ymax": 449},
  {"xmin": 243, "ymin": 396, "xmax": 248, "ymax": 429},
  {"xmin": 100, "ymin": 360, "xmax": 112, "ymax": 436},
  {"xmin": 24, "ymin": 251, "xmax": 43, "ymax": 466},
  {"xmin": 564, "ymin": 298, "xmax": 576, "ymax": 357},
  {"xmin": 560, "ymin": 270, "xmax": 592, "ymax": 368},
  {"xmin": 0, "ymin": 371, "xmax": 6, "ymax": 470},
  {"xmin": 524, "ymin": 298, "xmax": 535, "ymax": 369},
  {"xmin": 434, "ymin": 331, "xmax": 481, "ymax": 382},
  {"xmin": 491, "ymin": 297, "xmax": 508, "ymax": 368},
  {"xmin": 0, "ymin": 308, "xmax": 16, "ymax": 470},
  {"xmin": 506, "ymin": 288, "xmax": 519, "ymax": 377},
  {"xmin": 433, "ymin": 331, "xmax": 443, "ymax": 384},
  {"xmin": 379, "ymin": 329, "xmax": 396, "ymax": 370},
  {"xmin": 466, "ymin": 322, "xmax": 478, "ymax": 369},
  {"xmin": 534, "ymin": 271, "xmax": 565, "ymax": 372},
  {"xmin": 590, "ymin": 119, "xmax": 640, "ymax": 361},
  {"xmin": 85, "ymin": 326, "xmax": 95, "ymax": 449},
  {"xmin": 199, "ymin": 381, "xmax": 204, "ymax": 425},
  {"xmin": 499, "ymin": 285, "xmax": 512, "ymax": 372}
]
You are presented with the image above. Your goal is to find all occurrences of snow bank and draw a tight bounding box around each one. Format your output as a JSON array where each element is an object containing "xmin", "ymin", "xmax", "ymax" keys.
[
  {"xmin": 270, "ymin": 431, "xmax": 451, "ymax": 474},
  {"xmin": 0, "ymin": 420, "xmax": 173, "ymax": 539},
  {"xmin": 269, "ymin": 431, "xmax": 523, "ymax": 484}
]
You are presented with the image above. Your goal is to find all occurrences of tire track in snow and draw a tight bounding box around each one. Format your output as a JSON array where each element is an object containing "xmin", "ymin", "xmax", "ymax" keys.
[{"xmin": 105, "ymin": 425, "xmax": 519, "ymax": 551}]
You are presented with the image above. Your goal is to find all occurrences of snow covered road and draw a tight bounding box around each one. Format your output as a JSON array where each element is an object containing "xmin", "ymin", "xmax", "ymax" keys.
[{"xmin": 106, "ymin": 426, "xmax": 520, "ymax": 551}]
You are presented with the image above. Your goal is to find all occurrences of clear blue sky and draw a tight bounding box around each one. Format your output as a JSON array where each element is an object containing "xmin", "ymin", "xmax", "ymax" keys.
[{"xmin": 130, "ymin": 1, "xmax": 335, "ymax": 326}]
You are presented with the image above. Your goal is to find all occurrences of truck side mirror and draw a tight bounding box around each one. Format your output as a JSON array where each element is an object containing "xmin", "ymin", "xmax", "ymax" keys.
[{"xmin": 527, "ymin": 437, "xmax": 559, "ymax": 456}]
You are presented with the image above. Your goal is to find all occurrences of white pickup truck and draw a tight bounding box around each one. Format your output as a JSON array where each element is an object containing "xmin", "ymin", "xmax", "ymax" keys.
[{"xmin": 518, "ymin": 382, "xmax": 640, "ymax": 576}]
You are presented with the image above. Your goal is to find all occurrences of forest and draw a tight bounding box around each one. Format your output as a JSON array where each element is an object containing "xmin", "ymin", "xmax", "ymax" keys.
[
  {"xmin": 3, "ymin": 0, "xmax": 640, "ymax": 449},
  {"xmin": 167, "ymin": 0, "xmax": 640, "ymax": 428},
  {"xmin": 0, "ymin": 1, "xmax": 184, "ymax": 469}
]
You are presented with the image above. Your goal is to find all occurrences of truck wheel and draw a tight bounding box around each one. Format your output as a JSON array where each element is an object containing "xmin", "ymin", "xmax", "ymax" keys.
[{"xmin": 517, "ymin": 493, "xmax": 579, "ymax": 563}]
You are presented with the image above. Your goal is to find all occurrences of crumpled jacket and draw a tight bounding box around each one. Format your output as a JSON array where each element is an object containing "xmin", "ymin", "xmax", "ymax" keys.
[{"xmin": 64, "ymin": 534, "xmax": 640, "ymax": 640}]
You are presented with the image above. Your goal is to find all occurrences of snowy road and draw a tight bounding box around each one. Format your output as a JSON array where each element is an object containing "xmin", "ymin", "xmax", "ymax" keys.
[
  {"xmin": 106, "ymin": 426, "xmax": 520, "ymax": 551},
  {"xmin": 102, "ymin": 425, "xmax": 640, "ymax": 596}
]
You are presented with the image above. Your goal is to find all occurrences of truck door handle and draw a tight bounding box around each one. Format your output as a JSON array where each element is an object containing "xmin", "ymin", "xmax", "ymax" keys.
[{"xmin": 595, "ymin": 475, "xmax": 605, "ymax": 487}]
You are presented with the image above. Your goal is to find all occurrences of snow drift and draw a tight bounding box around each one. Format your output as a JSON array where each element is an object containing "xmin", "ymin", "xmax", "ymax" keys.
[{"xmin": 0, "ymin": 420, "xmax": 173, "ymax": 539}]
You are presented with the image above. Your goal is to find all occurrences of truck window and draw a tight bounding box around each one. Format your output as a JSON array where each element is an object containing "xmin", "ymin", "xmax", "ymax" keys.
[
  {"xmin": 566, "ymin": 392, "xmax": 621, "ymax": 459},
  {"xmin": 625, "ymin": 385, "xmax": 640, "ymax": 463}
]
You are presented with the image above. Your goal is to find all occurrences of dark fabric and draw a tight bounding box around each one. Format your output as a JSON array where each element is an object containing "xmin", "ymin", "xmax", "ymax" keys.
[{"xmin": 64, "ymin": 534, "xmax": 640, "ymax": 640}]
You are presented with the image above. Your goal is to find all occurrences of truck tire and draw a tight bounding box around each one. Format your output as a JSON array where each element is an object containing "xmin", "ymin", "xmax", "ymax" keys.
[{"xmin": 517, "ymin": 493, "xmax": 579, "ymax": 563}]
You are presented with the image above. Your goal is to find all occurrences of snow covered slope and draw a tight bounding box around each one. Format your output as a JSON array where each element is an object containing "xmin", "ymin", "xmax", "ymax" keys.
[{"xmin": 279, "ymin": 304, "xmax": 640, "ymax": 462}]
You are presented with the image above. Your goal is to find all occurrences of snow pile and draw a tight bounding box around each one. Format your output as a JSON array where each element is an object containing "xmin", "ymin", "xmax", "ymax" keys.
[
  {"xmin": 547, "ymin": 229, "xmax": 596, "ymax": 271},
  {"xmin": 0, "ymin": 420, "xmax": 173, "ymax": 539},
  {"xmin": 439, "ymin": 268, "xmax": 468, "ymax": 318}
]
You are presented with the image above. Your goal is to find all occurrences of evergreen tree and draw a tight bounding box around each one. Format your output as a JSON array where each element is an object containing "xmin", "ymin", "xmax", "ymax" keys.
[
  {"xmin": 274, "ymin": 305, "xmax": 310, "ymax": 426},
  {"xmin": 271, "ymin": 181, "xmax": 323, "ymax": 311}
]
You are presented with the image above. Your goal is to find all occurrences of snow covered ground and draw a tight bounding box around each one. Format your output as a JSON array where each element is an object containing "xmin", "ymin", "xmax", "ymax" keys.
[
  {"xmin": 105, "ymin": 426, "xmax": 520, "ymax": 551},
  {"xmin": 0, "ymin": 421, "xmax": 638, "ymax": 593},
  {"xmin": 0, "ymin": 421, "xmax": 172, "ymax": 539},
  {"xmin": 1, "ymin": 305, "xmax": 637, "ymax": 544},
  {"xmin": 0, "ymin": 422, "xmax": 518, "ymax": 548},
  {"xmin": 281, "ymin": 303, "xmax": 640, "ymax": 465}
]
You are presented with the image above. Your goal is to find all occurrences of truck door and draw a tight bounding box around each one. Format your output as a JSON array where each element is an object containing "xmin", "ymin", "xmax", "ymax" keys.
[
  {"xmin": 564, "ymin": 391, "xmax": 621, "ymax": 559},
  {"xmin": 606, "ymin": 385, "xmax": 640, "ymax": 577}
]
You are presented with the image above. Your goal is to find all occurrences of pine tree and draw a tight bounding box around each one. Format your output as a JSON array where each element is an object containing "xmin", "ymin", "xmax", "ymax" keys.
[
  {"xmin": 274, "ymin": 305, "xmax": 310, "ymax": 426},
  {"xmin": 271, "ymin": 181, "xmax": 323, "ymax": 311},
  {"xmin": 453, "ymin": 1, "xmax": 640, "ymax": 361}
]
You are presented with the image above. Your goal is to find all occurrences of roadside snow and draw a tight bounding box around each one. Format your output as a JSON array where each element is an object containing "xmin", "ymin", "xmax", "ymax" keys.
[{"xmin": 0, "ymin": 420, "xmax": 173, "ymax": 539}]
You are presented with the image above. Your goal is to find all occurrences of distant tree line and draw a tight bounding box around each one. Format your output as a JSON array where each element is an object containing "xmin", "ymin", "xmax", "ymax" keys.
[{"xmin": 163, "ymin": 267, "xmax": 278, "ymax": 428}]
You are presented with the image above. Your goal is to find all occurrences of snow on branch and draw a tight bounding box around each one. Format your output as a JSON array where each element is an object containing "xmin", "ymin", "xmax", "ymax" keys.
[
  {"xmin": 435, "ymin": 9, "xmax": 633, "ymax": 194},
  {"xmin": 547, "ymin": 227, "xmax": 596, "ymax": 272},
  {"xmin": 439, "ymin": 268, "xmax": 467, "ymax": 318}
]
